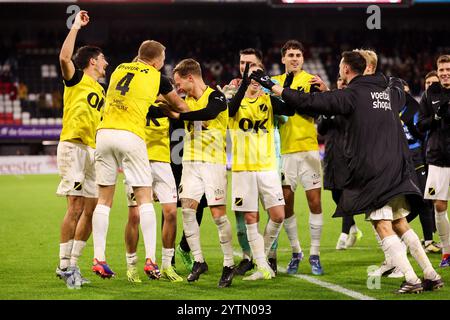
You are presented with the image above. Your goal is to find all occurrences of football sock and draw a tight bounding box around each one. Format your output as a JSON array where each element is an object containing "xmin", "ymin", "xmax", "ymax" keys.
[
  {"xmin": 246, "ymin": 223, "xmax": 267, "ymax": 268},
  {"xmin": 182, "ymin": 208, "xmax": 204, "ymax": 263},
  {"xmin": 338, "ymin": 232, "xmax": 348, "ymax": 244},
  {"xmin": 283, "ymin": 215, "xmax": 302, "ymax": 254},
  {"xmin": 309, "ymin": 213, "xmax": 323, "ymax": 256},
  {"xmin": 382, "ymin": 234, "xmax": 419, "ymax": 284},
  {"xmin": 435, "ymin": 209, "xmax": 450, "ymax": 255},
  {"xmin": 139, "ymin": 203, "xmax": 157, "ymax": 261},
  {"xmin": 59, "ymin": 239, "xmax": 73, "ymax": 270},
  {"xmin": 349, "ymin": 224, "xmax": 359, "ymax": 235},
  {"xmin": 92, "ymin": 204, "xmax": 110, "ymax": 261},
  {"xmin": 162, "ymin": 248, "xmax": 175, "ymax": 269},
  {"xmin": 401, "ymin": 229, "xmax": 439, "ymax": 280},
  {"xmin": 235, "ymin": 211, "xmax": 252, "ymax": 260},
  {"xmin": 70, "ymin": 240, "xmax": 86, "ymax": 267},
  {"xmin": 214, "ymin": 215, "xmax": 234, "ymax": 267},
  {"xmin": 126, "ymin": 252, "xmax": 138, "ymax": 267},
  {"xmin": 264, "ymin": 219, "xmax": 283, "ymax": 255}
]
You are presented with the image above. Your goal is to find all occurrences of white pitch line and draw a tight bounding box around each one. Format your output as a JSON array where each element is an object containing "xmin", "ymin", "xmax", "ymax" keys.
[{"xmin": 233, "ymin": 251, "xmax": 376, "ymax": 300}]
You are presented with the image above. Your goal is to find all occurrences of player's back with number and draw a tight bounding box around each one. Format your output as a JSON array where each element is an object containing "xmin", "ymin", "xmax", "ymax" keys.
[{"xmin": 99, "ymin": 61, "xmax": 160, "ymax": 139}]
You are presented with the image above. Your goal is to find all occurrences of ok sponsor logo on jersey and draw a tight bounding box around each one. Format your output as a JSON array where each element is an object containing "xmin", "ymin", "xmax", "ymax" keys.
[
  {"xmin": 238, "ymin": 118, "xmax": 268, "ymax": 133},
  {"xmin": 87, "ymin": 91, "xmax": 105, "ymax": 112}
]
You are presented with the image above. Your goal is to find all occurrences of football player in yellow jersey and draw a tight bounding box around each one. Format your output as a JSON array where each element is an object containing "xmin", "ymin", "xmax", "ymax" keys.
[
  {"xmin": 221, "ymin": 48, "xmax": 263, "ymax": 276},
  {"xmin": 172, "ymin": 59, "xmax": 235, "ymax": 288},
  {"xmin": 270, "ymin": 40, "xmax": 326, "ymax": 276},
  {"xmin": 124, "ymin": 105, "xmax": 182, "ymax": 283},
  {"xmin": 228, "ymin": 63, "xmax": 294, "ymax": 280},
  {"xmin": 91, "ymin": 40, "xmax": 189, "ymax": 280},
  {"xmin": 56, "ymin": 10, "xmax": 108, "ymax": 289}
]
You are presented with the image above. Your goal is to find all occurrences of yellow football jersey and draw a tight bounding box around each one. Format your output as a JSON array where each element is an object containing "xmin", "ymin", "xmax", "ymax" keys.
[
  {"xmin": 145, "ymin": 115, "xmax": 170, "ymax": 163},
  {"xmin": 183, "ymin": 87, "xmax": 228, "ymax": 164},
  {"xmin": 228, "ymin": 94, "xmax": 277, "ymax": 171},
  {"xmin": 272, "ymin": 71, "xmax": 319, "ymax": 154},
  {"xmin": 98, "ymin": 61, "xmax": 161, "ymax": 141},
  {"xmin": 60, "ymin": 70, "xmax": 105, "ymax": 149}
]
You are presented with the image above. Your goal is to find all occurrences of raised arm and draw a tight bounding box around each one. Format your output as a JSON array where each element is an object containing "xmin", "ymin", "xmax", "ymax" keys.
[
  {"xmin": 250, "ymin": 69, "xmax": 353, "ymax": 116},
  {"xmin": 228, "ymin": 62, "xmax": 250, "ymax": 117},
  {"xmin": 59, "ymin": 10, "xmax": 89, "ymax": 81},
  {"xmin": 388, "ymin": 76, "xmax": 406, "ymax": 113},
  {"xmin": 270, "ymin": 95, "xmax": 295, "ymax": 116},
  {"xmin": 282, "ymin": 88, "xmax": 352, "ymax": 116}
]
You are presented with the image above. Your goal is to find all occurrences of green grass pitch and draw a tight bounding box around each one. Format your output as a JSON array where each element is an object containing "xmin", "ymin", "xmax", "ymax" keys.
[{"xmin": 0, "ymin": 173, "xmax": 449, "ymax": 300}]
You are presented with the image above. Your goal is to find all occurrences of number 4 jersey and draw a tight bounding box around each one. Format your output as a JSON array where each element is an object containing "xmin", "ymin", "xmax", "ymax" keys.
[
  {"xmin": 98, "ymin": 61, "xmax": 171, "ymax": 140},
  {"xmin": 60, "ymin": 69, "xmax": 105, "ymax": 148}
]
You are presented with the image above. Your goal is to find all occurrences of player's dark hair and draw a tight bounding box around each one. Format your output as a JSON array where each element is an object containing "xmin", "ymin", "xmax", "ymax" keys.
[
  {"xmin": 73, "ymin": 46, "xmax": 103, "ymax": 70},
  {"xmin": 342, "ymin": 51, "xmax": 367, "ymax": 75},
  {"xmin": 173, "ymin": 58, "xmax": 202, "ymax": 78},
  {"xmin": 281, "ymin": 40, "xmax": 305, "ymax": 57},
  {"xmin": 239, "ymin": 48, "xmax": 263, "ymax": 62},
  {"xmin": 425, "ymin": 70, "xmax": 438, "ymax": 80}
]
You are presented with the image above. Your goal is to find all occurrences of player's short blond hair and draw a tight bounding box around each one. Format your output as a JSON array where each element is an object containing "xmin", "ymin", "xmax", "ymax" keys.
[
  {"xmin": 173, "ymin": 58, "xmax": 202, "ymax": 78},
  {"xmin": 437, "ymin": 54, "xmax": 450, "ymax": 66},
  {"xmin": 353, "ymin": 49, "xmax": 378, "ymax": 71},
  {"xmin": 138, "ymin": 40, "xmax": 165, "ymax": 62}
]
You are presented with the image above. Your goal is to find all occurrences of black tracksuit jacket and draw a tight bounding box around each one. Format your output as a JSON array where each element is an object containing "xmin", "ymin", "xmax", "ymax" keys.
[
  {"xmin": 282, "ymin": 73, "xmax": 422, "ymax": 217},
  {"xmin": 417, "ymin": 82, "xmax": 450, "ymax": 168}
]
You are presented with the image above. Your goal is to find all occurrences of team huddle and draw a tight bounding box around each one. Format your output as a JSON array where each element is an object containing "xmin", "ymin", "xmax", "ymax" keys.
[{"xmin": 55, "ymin": 11, "xmax": 450, "ymax": 294}]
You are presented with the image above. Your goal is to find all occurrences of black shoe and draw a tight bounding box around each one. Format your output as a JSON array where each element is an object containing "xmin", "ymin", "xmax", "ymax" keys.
[
  {"xmin": 268, "ymin": 258, "xmax": 277, "ymax": 275},
  {"xmin": 395, "ymin": 281, "xmax": 423, "ymax": 294},
  {"xmin": 422, "ymin": 277, "xmax": 444, "ymax": 291},
  {"xmin": 218, "ymin": 266, "xmax": 235, "ymax": 288},
  {"xmin": 234, "ymin": 259, "xmax": 255, "ymax": 276},
  {"xmin": 187, "ymin": 261, "xmax": 208, "ymax": 282}
]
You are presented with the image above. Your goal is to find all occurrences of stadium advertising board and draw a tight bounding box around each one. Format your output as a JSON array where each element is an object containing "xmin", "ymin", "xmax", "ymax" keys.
[
  {"xmin": 0, "ymin": 125, "xmax": 61, "ymax": 140},
  {"xmin": 0, "ymin": 155, "xmax": 58, "ymax": 175}
]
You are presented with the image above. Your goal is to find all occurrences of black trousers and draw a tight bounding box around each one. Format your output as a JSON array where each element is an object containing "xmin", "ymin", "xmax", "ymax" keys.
[
  {"xmin": 406, "ymin": 165, "xmax": 436, "ymax": 241},
  {"xmin": 332, "ymin": 189, "xmax": 355, "ymax": 234}
]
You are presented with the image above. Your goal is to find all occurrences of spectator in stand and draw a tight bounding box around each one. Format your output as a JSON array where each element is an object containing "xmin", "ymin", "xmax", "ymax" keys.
[
  {"xmin": 52, "ymin": 90, "xmax": 63, "ymax": 117},
  {"xmin": 18, "ymin": 82, "xmax": 28, "ymax": 102},
  {"xmin": 37, "ymin": 92, "xmax": 49, "ymax": 117}
]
